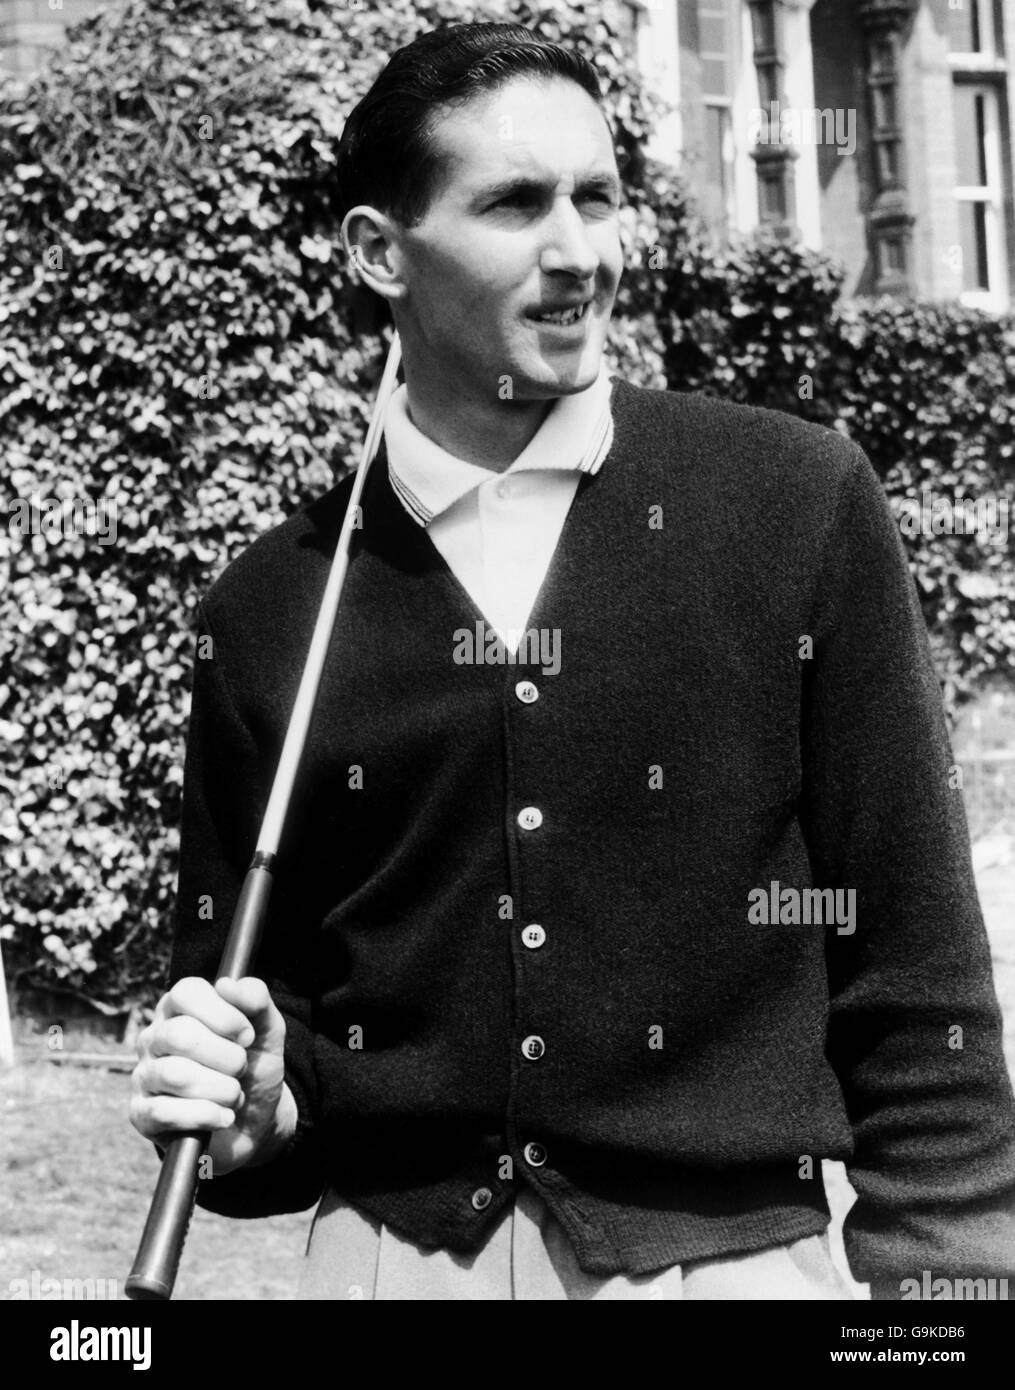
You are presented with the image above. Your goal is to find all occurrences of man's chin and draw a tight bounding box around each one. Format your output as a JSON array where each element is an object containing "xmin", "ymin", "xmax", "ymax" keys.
[{"xmin": 512, "ymin": 348, "xmax": 604, "ymax": 400}]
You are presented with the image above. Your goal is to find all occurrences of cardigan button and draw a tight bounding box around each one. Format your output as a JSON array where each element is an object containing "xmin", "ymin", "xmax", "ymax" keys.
[
  {"xmin": 517, "ymin": 806, "xmax": 543, "ymax": 831},
  {"xmin": 521, "ymin": 1034, "xmax": 545, "ymax": 1061},
  {"xmin": 523, "ymin": 1142, "xmax": 547, "ymax": 1167},
  {"xmin": 471, "ymin": 1187, "xmax": 493, "ymax": 1211},
  {"xmin": 515, "ymin": 680, "xmax": 539, "ymax": 704},
  {"xmin": 522, "ymin": 924, "xmax": 545, "ymax": 949}
]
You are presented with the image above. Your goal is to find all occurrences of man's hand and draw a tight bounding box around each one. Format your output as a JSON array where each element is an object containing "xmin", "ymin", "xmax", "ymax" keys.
[{"xmin": 129, "ymin": 976, "xmax": 298, "ymax": 1175}]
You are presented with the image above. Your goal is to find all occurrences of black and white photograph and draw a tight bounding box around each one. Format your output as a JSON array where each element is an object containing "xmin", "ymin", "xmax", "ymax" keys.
[{"xmin": 1, "ymin": 0, "xmax": 1014, "ymax": 1361}]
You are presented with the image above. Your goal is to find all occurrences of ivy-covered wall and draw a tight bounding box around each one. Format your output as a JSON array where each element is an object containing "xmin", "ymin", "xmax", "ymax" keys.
[{"xmin": 1, "ymin": 0, "xmax": 1012, "ymax": 1010}]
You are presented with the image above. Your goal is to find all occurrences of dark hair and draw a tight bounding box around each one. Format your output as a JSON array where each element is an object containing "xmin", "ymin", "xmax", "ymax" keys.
[{"xmin": 335, "ymin": 22, "xmax": 606, "ymax": 227}]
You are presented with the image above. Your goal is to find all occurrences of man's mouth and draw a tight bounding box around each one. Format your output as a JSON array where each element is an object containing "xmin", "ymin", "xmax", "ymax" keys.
[{"xmin": 529, "ymin": 302, "xmax": 590, "ymax": 327}]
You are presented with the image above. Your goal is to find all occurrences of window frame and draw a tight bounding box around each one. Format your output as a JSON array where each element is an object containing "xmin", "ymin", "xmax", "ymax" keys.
[
  {"xmin": 698, "ymin": 0, "xmax": 740, "ymax": 239},
  {"xmin": 948, "ymin": 4, "xmax": 1013, "ymax": 313},
  {"xmin": 947, "ymin": 0, "xmax": 1003, "ymax": 61}
]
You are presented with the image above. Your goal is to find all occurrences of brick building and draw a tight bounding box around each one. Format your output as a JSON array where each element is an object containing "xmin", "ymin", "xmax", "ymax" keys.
[
  {"xmin": 3, "ymin": 0, "xmax": 1015, "ymax": 310},
  {"xmin": 629, "ymin": 0, "xmax": 1015, "ymax": 310}
]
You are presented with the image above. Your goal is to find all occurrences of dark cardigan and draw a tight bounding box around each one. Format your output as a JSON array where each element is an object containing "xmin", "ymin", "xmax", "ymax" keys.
[{"xmin": 169, "ymin": 379, "xmax": 1015, "ymax": 1297}]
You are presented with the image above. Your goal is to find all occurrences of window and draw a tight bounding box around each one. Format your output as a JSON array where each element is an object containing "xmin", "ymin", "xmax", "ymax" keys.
[
  {"xmin": 948, "ymin": 5, "xmax": 1011, "ymax": 309},
  {"xmin": 698, "ymin": 0, "xmax": 738, "ymax": 233},
  {"xmin": 952, "ymin": 83, "xmax": 1007, "ymax": 299},
  {"xmin": 947, "ymin": 0, "xmax": 1001, "ymax": 58}
]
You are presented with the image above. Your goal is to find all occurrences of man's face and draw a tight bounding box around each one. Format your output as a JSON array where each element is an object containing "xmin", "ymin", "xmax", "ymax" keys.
[{"xmin": 392, "ymin": 75, "xmax": 624, "ymax": 403}]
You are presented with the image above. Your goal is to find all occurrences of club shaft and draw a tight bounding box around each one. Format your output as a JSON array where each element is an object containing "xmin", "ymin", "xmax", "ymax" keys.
[{"xmin": 125, "ymin": 335, "xmax": 402, "ymax": 1301}]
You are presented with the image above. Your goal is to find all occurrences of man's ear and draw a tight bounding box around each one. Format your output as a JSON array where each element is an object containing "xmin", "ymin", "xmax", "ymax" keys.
[{"xmin": 342, "ymin": 207, "xmax": 407, "ymax": 303}]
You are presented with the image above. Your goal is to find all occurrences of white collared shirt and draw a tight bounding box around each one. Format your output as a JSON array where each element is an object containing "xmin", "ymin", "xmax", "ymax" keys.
[{"xmin": 383, "ymin": 366, "xmax": 615, "ymax": 651}]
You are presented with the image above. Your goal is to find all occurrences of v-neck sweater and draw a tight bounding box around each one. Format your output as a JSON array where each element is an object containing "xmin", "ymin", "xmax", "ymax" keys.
[{"xmin": 169, "ymin": 379, "xmax": 1015, "ymax": 1296}]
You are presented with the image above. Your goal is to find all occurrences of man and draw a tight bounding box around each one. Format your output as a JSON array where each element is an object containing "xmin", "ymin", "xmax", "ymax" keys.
[{"xmin": 130, "ymin": 23, "xmax": 1015, "ymax": 1300}]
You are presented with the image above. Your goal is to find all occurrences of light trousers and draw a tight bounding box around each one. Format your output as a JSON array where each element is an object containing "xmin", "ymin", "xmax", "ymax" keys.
[{"xmin": 297, "ymin": 1185, "xmax": 861, "ymax": 1301}]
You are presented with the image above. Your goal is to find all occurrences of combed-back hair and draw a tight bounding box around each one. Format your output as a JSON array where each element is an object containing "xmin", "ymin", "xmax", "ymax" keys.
[{"xmin": 335, "ymin": 22, "xmax": 605, "ymax": 227}]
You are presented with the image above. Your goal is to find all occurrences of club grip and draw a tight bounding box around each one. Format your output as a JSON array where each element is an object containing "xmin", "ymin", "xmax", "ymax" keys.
[
  {"xmin": 125, "ymin": 858, "xmax": 276, "ymax": 1301},
  {"xmin": 124, "ymin": 1132, "xmax": 208, "ymax": 1300}
]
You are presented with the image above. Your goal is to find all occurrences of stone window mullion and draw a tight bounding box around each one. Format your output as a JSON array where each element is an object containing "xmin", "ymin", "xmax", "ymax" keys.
[
  {"xmin": 858, "ymin": 0, "xmax": 919, "ymax": 294},
  {"xmin": 747, "ymin": 0, "xmax": 799, "ymax": 238}
]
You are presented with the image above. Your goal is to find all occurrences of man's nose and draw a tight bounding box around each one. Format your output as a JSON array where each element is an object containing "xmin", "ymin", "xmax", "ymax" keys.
[{"xmin": 539, "ymin": 199, "xmax": 599, "ymax": 280}]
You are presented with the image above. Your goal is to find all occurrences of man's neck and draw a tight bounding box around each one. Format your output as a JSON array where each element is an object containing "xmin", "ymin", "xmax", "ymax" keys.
[{"xmin": 401, "ymin": 379, "xmax": 555, "ymax": 473}]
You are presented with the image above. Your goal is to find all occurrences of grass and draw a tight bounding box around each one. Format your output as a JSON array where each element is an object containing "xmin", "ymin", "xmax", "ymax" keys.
[{"xmin": 0, "ymin": 1059, "xmax": 308, "ymax": 1301}]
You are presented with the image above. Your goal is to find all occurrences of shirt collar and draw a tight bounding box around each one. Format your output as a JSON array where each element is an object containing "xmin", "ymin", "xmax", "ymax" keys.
[{"xmin": 383, "ymin": 364, "xmax": 616, "ymax": 527}]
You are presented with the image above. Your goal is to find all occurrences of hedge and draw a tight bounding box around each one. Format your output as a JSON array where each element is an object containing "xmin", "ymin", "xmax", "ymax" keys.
[{"xmin": 1, "ymin": 0, "xmax": 1012, "ymax": 1011}]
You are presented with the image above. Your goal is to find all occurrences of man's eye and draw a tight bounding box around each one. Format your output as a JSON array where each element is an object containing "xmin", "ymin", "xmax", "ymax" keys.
[{"xmin": 489, "ymin": 189, "xmax": 617, "ymax": 212}]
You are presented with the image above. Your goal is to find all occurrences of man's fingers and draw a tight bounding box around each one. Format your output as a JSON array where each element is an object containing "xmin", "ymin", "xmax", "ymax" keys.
[
  {"xmin": 130, "ymin": 977, "xmax": 286, "ymax": 1162},
  {"xmin": 131, "ymin": 1092, "xmax": 236, "ymax": 1137},
  {"xmin": 214, "ymin": 976, "xmax": 285, "ymax": 1054},
  {"xmin": 146, "ymin": 1013, "xmax": 248, "ymax": 1078},
  {"xmin": 157, "ymin": 976, "xmax": 257, "ymax": 1049},
  {"xmin": 137, "ymin": 1055, "xmax": 244, "ymax": 1109}
]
